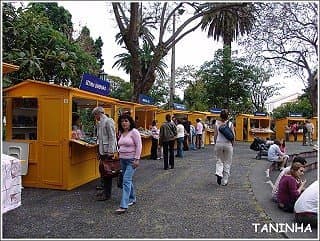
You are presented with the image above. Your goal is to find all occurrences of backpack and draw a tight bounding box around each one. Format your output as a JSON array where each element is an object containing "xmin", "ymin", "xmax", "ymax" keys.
[{"xmin": 218, "ymin": 121, "xmax": 234, "ymax": 141}]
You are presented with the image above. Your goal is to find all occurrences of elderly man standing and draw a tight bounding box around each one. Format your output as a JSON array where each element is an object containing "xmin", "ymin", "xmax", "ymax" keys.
[{"xmin": 92, "ymin": 106, "xmax": 117, "ymax": 201}]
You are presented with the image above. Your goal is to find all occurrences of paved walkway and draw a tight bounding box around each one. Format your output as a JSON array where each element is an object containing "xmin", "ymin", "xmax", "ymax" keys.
[{"xmin": 2, "ymin": 141, "xmax": 318, "ymax": 239}]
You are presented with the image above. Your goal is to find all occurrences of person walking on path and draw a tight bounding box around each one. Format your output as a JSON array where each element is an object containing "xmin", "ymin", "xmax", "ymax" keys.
[
  {"xmin": 115, "ymin": 114, "xmax": 142, "ymax": 214},
  {"xmin": 305, "ymin": 120, "xmax": 314, "ymax": 146},
  {"xmin": 213, "ymin": 109, "xmax": 235, "ymax": 186},
  {"xmin": 189, "ymin": 121, "xmax": 196, "ymax": 150},
  {"xmin": 302, "ymin": 121, "xmax": 308, "ymax": 146},
  {"xmin": 92, "ymin": 106, "xmax": 117, "ymax": 201},
  {"xmin": 159, "ymin": 114, "xmax": 177, "ymax": 170},
  {"xmin": 195, "ymin": 118, "xmax": 203, "ymax": 149},
  {"xmin": 176, "ymin": 119, "xmax": 185, "ymax": 158},
  {"xmin": 150, "ymin": 120, "xmax": 160, "ymax": 160},
  {"xmin": 182, "ymin": 117, "xmax": 190, "ymax": 151}
]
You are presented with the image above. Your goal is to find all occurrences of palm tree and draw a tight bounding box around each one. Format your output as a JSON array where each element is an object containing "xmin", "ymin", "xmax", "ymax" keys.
[
  {"xmin": 113, "ymin": 42, "xmax": 167, "ymax": 83},
  {"xmin": 200, "ymin": 3, "xmax": 255, "ymax": 57}
]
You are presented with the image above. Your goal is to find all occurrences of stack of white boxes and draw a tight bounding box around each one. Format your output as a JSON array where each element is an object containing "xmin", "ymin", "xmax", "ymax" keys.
[{"xmin": 1, "ymin": 154, "xmax": 22, "ymax": 213}]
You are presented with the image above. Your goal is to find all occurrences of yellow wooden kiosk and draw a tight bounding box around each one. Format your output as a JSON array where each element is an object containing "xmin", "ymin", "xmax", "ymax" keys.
[
  {"xmin": 189, "ymin": 111, "xmax": 220, "ymax": 144},
  {"xmin": 236, "ymin": 113, "xmax": 273, "ymax": 142},
  {"xmin": 3, "ymin": 79, "xmax": 120, "ymax": 190},
  {"xmin": 135, "ymin": 103, "xmax": 158, "ymax": 158},
  {"xmin": 275, "ymin": 116, "xmax": 305, "ymax": 142}
]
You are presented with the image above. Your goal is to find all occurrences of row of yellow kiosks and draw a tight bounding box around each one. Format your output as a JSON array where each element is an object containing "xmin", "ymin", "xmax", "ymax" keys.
[
  {"xmin": 2, "ymin": 79, "xmax": 223, "ymax": 190},
  {"xmin": 3, "ymin": 80, "xmax": 165, "ymax": 190},
  {"xmin": 235, "ymin": 114, "xmax": 318, "ymax": 142}
]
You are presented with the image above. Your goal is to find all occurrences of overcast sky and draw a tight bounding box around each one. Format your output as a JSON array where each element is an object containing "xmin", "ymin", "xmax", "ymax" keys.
[{"xmin": 19, "ymin": 1, "xmax": 306, "ymax": 100}]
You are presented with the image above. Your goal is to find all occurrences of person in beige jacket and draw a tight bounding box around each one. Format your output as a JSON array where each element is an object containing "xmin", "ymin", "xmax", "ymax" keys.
[{"xmin": 92, "ymin": 106, "xmax": 117, "ymax": 201}]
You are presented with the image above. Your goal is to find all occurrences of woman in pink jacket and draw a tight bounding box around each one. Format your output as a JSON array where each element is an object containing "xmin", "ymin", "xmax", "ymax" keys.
[{"xmin": 115, "ymin": 114, "xmax": 142, "ymax": 214}]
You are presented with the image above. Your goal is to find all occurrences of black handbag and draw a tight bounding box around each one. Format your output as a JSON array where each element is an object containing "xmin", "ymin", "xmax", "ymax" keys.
[{"xmin": 218, "ymin": 121, "xmax": 234, "ymax": 141}]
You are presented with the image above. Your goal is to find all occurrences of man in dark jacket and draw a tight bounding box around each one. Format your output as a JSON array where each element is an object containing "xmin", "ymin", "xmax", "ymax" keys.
[
  {"xmin": 182, "ymin": 117, "xmax": 190, "ymax": 151},
  {"xmin": 159, "ymin": 114, "xmax": 177, "ymax": 170}
]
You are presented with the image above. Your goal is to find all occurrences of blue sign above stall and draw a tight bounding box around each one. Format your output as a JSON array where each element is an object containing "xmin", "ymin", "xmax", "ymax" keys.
[
  {"xmin": 254, "ymin": 112, "xmax": 267, "ymax": 116},
  {"xmin": 139, "ymin": 94, "xmax": 154, "ymax": 105},
  {"xmin": 79, "ymin": 73, "xmax": 110, "ymax": 96},
  {"xmin": 210, "ymin": 108, "xmax": 222, "ymax": 114},
  {"xmin": 289, "ymin": 112, "xmax": 303, "ymax": 117},
  {"xmin": 173, "ymin": 103, "xmax": 187, "ymax": 111}
]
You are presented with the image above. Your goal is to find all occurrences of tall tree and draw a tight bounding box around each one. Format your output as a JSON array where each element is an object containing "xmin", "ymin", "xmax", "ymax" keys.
[
  {"xmin": 200, "ymin": 3, "xmax": 255, "ymax": 109},
  {"xmin": 240, "ymin": 2, "xmax": 318, "ymax": 116},
  {"xmin": 112, "ymin": 2, "xmax": 248, "ymax": 102},
  {"xmin": 245, "ymin": 66, "xmax": 282, "ymax": 112},
  {"xmin": 2, "ymin": 3, "xmax": 101, "ymax": 87}
]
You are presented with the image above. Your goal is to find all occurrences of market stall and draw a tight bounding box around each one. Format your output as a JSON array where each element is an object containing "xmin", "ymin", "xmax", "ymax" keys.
[
  {"xmin": 134, "ymin": 104, "xmax": 158, "ymax": 158},
  {"xmin": 275, "ymin": 117, "xmax": 306, "ymax": 142},
  {"xmin": 203, "ymin": 112, "xmax": 220, "ymax": 144},
  {"xmin": 236, "ymin": 113, "xmax": 273, "ymax": 142},
  {"xmin": 3, "ymin": 79, "xmax": 120, "ymax": 190}
]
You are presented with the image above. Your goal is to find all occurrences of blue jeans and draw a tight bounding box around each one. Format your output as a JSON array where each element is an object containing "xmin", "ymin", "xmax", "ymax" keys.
[
  {"xmin": 177, "ymin": 137, "xmax": 184, "ymax": 157},
  {"xmin": 120, "ymin": 158, "xmax": 136, "ymax": 209}
]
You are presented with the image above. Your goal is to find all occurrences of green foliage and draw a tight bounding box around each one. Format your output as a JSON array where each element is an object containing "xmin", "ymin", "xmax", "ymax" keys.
[
  {"xmin": 79, "ymin": 108, "xmax": 95, "ymax": 136},
  {"xmin": 107, "ymin": 75, "xmax": 133, "ymax": 101},
  {"xmin": 272, "ymin": 97, "xmax": 313, "ymax": 119},
  {"xmin": 27, "ymin": 2, "xmax": 73, "ymax": 39},
  {"xmin": 149, "ymin": 78, "xmax": 170, "ymax": 107},
  {"xmin": 2, "ymin": 3, "xmax": 102, "ymax": 87},
  {"xmin": 198, "ymin": 49, "xmax": 251, "ymax": 110},
  {"xmin": 184, "ymin": 80, "xmax": 208, "ymax": 111}
]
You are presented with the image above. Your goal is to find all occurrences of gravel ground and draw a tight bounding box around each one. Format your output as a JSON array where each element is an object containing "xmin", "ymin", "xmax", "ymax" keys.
[{"xmin": 2, "ymin": 141, "xmax": 318, "ymax": 239}]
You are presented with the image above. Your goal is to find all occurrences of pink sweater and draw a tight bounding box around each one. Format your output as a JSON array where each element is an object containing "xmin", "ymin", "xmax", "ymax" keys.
[{"xmin": 118, "ymin": 128, "xmax": 142, "ymax": 160}]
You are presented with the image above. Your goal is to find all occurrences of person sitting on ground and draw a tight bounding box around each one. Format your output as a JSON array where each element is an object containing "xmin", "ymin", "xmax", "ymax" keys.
[
  {"xmin": 271, "ymin": 156, "xmax": 307, "ymax": 202},
  {"xmin": 267, "ymin": 140, "xmax": 289, "ymax": 171},
  {"xmin": 294, "ymin": 180, "xmax": 318, "ymax": 228},
  {"xmin": 277, "ymin": 162, "xmax": 307, "ymax": 213}
]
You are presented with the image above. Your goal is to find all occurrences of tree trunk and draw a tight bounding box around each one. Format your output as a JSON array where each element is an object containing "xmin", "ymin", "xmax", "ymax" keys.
[{"xmin": 310, "ymin": 71, "xmax": 318, "ymax": 116}]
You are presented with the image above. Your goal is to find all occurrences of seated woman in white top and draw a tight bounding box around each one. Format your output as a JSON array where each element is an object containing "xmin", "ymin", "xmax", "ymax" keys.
[{"xmin": 294, "ymin": 180, "xmax": 318, "ymax": 228}]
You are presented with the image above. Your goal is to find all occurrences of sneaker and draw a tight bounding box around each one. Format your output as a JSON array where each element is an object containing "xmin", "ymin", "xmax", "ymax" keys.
[
  {"xmin": 128, "ymin": 201, "xmax": 136, "ymax": 206},
  {"xmin": 156, "ymin": 157, "xmax": 161, "ymax": 160}
]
